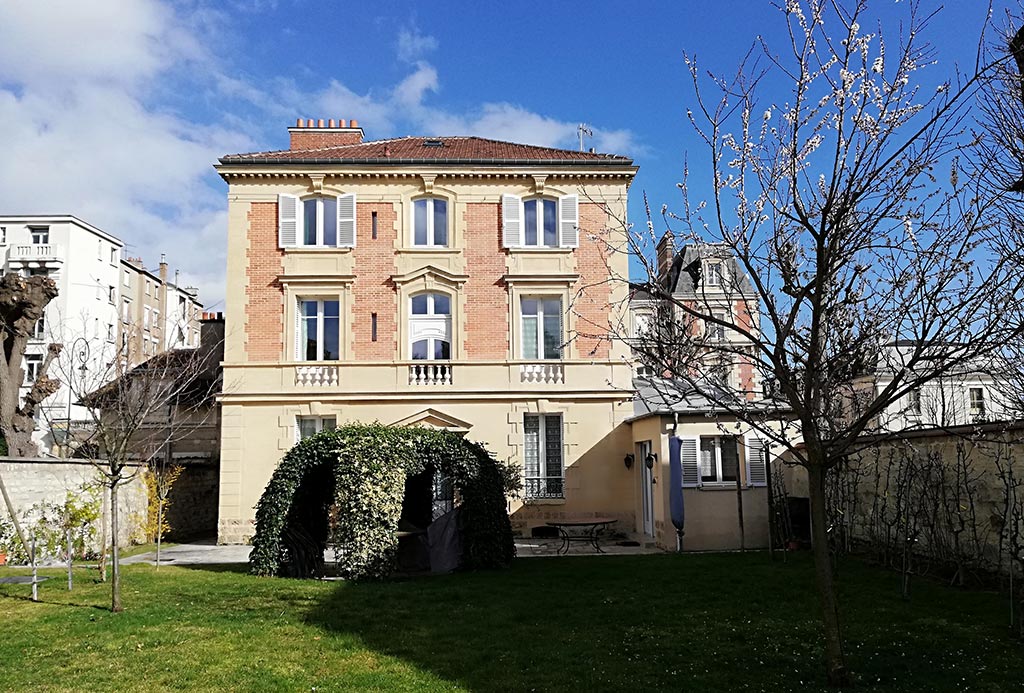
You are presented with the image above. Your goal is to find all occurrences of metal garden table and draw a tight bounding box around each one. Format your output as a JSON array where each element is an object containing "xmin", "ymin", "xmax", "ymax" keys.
[{"xmin": 545, "ymin": 517, "xmax": 617, "ymax": 554}]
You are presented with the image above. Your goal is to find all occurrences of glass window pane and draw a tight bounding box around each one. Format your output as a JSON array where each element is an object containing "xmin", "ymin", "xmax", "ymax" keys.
[
  {"xmin": 303, "ymin": 199, "xmax": 318, "ymax": 245},
  {"xmin": 432, "ymin": 293, "xmax": 450, "ymax": 315},
  {"xmin": 433, "ymin": 199, "xmax": 447, "ymax": 246},
  {"xmin": 323, "ymin": 300, "xmax": 339, "ymax": 317},
  {"xmin": 301, "ymin": 300, "xmax": 318, "ymax": 318},
  {"xmin": 543, "ymin": 314, "xmax": 561, "ymax": 359},
  {"xmin": 322, "ymin": 197, "xmax": 337, "ymax": 246},
  {"xmin": 411, "ymin": 295, "xmax": 428, "ymax": 314},
  {"xmin": 412, "ymin": 339, "xmax": 428, "ymax": 360},
  {"xmin": 543, "ymin": 199, "xmax": 557, "ymax": 246},
  {"xmin": 304, "ymin": 317, "xmax": 318, "ymax": 360},
  {"xmin": 522, "ymin": 316, "xmax": 538, "ymax": 359},
  {"xmin": 543, "ymin": 299, "xmax": 561, "ymax": 315},
  {"xmin": 299, "ymin": 418, "xmax": 317, "ymax": 440},
  {"xmin": 700, "ymin": 438, "xmax": 717, "ymax": 481},
  {"xmin": 414, "ymin": 199, "xmax": 428, "ymax": 246},
  {"xmin": 322, "ymin": 417, "xmax": 336, "ymax": 431},
  {"xmin": 721, "ymin": 437, "xmax": 739, "ymax": 482},
  {"xmin": 435, "ymin": 340, "xmax": 451, "ymax": 360},
  {"xmin": 544, "ymin": 415, "xmax": 562, "ymax": 478},
  {"xmin": 524, "ymin": 200, "xmax": 537, "ymax": 246},
  {"xmin": 521, "ymin": 298, "xmax": 539, "ymax": 316},
  {"xmin": 523, "ymin": 415, "xmax": 540, "ymax": 477},
  {"xmin": 323, "ymin": 317, "xmax": 339, "ymax": 360}
]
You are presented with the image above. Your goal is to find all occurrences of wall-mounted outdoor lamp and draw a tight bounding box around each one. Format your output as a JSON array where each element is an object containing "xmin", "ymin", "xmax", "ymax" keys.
[
  {"xmin": 623, "ymin": 454, "xmax": 635, "ymax": 470},
  {"xmin": 645, "ymin": 453, "xmax": 657, "ymax": 469}
]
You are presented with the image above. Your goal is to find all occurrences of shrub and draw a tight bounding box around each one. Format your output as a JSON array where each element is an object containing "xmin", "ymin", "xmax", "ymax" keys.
[{"xmin": 250, "ymin": 423, "xmax": 515, "ymax": 580}]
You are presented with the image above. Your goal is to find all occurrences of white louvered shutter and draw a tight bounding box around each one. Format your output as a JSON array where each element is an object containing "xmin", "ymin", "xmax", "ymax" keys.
[
  {"xmin": 278, "ymin": 194, "xmax": 299, "ymax": 248},
  {"xmin": 294, "ymin": 416, "xmax": 301, "ymax": 444},
  {"xmin": 337, "ymin": 193, "xmax": 356, "ymax": 247},
  {"xmin": 502, "ymin": 195, "xmax": 522, "ymax": 248},
  {"xmin": 294, "ymin": 299, "xmax": 303, "ymax": 361},
  {"xmin": 558, "ymin": 194, "xmax": 579, "ymax": 248},
  {"xmin": 680, "ymin": 436, "xmax": 701, "ymax": 487},
  {"xmin": 745, "ymin": 436, "xmax": 768, "ymax": 487}
]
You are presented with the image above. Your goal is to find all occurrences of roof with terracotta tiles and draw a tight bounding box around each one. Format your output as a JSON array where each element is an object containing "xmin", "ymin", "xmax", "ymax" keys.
[{"xmin": 218, "ymin": 136, "xmax": 635, "ymax": 166}]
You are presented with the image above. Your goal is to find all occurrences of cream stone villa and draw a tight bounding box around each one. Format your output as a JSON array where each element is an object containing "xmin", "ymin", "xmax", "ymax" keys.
[{"xmin": 214, "ymin": 119, "xmax": 639, "ymax": 544}]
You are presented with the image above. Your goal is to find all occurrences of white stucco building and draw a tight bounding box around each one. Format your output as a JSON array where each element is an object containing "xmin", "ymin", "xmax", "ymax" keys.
[{"xmin": 0, "ymin": 215, "xmax": 202, "ymax": 454}]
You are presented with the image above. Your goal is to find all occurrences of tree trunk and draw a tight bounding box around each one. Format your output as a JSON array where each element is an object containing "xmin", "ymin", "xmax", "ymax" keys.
[
  {"xmin": 807, "ymin": 462, "xmax": 849, "ymax": 687},
  {"xmin": 110, "ymin": 480, "xmax": 122, "ymax": 613}
]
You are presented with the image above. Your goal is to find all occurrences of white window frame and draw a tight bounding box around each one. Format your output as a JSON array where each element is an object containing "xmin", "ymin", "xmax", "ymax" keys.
[
  {"xmin": 296, "ymin": 415, "xmax": 337, "ymax": 441},
  {"xmin": 300, "ymin": 196, "xmax": 338, "ymax": 247},
  {"xmin": 705, "ymin": 311, "xmax": 727, "ymax": 341},
  {"xmin": 522, "ymin": 197, "xmax": 559, "ymax": 248},
  {"xmin": 908, "ymin": 388, "xmax": 922, "ymax": 417},
  {"xmin": 411, "ymin": 197, "xmax": 449, "ymax": 247},
  {"xmin": 409, "ymin": 292, "xmax": 452, "ymax": 360},
  {"xmin": 523, "ymin": 413, "xmax": 564, "ymax": 499},
  {"xmin": 123, "ymin": 269, "xmax": 131, "ymax": 287},
  {"xmin": 24, "ymin": 354, "xmax": 42, "ymax": 383},
  {"xmin": 108, "ymin": 286, "xmax": 116, "ymax": 304},
  {"xmin": 520, "ymin": 296, "xmax": 563, "ymax": 360},
  {"xmin": 296, "ymin": 298, "xmax": 340, "ymax": 362},
  {"xmin": 30, "ymin": 227, "xmax": 49, "ymax": 245},
  {"xmin": 31, "ymin": 315, "xmax": 45, "ymax": 340},
  {"xmin": 699, "ymin": 435, "xmax": 740, "ymax": 485},
  {"xmin": 969, "ymin": 387, "xmax": 986, "ymax": 417},
  {"xmin": 144, "ymin": 306, "xmax": 151, "ymax": 330},
  {"xmin": 705, "ymin": 261, "xmax": 725, "ymax": 287}
]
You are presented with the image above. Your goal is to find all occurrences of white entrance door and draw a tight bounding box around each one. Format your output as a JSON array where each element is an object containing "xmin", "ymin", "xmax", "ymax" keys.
[{"xmin": 639, "ymin": 441, "xmax": 654, "ymax": 538}]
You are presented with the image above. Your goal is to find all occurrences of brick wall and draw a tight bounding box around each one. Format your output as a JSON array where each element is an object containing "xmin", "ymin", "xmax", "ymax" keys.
[
  {"xmin": 352, "ymin": 202, "xmax": 398, "ymax": 359},
  {"xmin": 464, "ymin": 202, "xmax": 509, "ymax": 358},
  {"xmin": 289, "ymin": 130, "xmax": 362, "ymax": 150},
  {"xmin": 572, "ymin": 202, "xmax": 612, "ymax": 359},
  {"xmin": 245, "ymin": 202, "xmax": 285, "ymax": 361}
]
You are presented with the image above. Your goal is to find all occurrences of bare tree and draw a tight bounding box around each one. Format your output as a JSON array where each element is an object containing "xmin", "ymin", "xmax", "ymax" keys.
[
  {"xmin": 0, "ymin": 274, "xmax": 62, "ymax": 555},
  {"xmin": 62, "ymin": 330, "xmax": 221, "ymax": 612},
  {"xmin": 592, "ymin": 1, "xmax": 1024, "ymax": 685}
]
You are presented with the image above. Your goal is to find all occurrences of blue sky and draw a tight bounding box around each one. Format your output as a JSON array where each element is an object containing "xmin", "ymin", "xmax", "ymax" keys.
[{"xmin": 0, "ymin": 1, "xmax": 1012, "ymax": 308}]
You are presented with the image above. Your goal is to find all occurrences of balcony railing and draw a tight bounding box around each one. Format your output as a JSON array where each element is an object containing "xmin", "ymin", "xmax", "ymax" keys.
[
  {"xmin": 294, "ymin": 365, "xmax": 339, "ymax": 386},
  {"xmin": 10, "ymin": 244, "xmax": 63, "ymax": 260},
  {"xmin": 520, "ymin": 362, "xmax": 564, "ymax": 384},
  {"xmin": 524, "ymin": 477, "xmax": 565, "ymax": 500},
  {"xmin": 409, "ymin": 362, "xmax": 453, "ymax": 386}
]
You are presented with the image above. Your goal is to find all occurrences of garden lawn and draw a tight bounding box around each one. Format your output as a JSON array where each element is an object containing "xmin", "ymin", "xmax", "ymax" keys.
[{"xmin": 1, "ymin": 552, "xmax": 1021, "ymax": 692}]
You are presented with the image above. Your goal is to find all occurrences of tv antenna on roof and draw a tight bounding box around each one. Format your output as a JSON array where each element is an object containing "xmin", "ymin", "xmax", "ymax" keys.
[{"xmin": 577, "ymin": 123, "xmax": 593, "ymax": 152}]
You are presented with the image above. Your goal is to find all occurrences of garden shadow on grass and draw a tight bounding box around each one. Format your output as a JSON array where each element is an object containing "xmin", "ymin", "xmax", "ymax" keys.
[{"xmin": 302, "ymin": 553, "xmax": 819, "ymax": 692}]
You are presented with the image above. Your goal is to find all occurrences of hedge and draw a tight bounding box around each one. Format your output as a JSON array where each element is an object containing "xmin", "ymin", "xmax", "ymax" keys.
[{"xmin": 249, "ymin": 423, "xmax": 515, "ymax": 580}]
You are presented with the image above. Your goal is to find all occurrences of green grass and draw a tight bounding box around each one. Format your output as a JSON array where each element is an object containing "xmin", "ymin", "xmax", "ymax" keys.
[{"xmin": 1, "ymin": 553, "xmax": 1021, "ymax": 692}]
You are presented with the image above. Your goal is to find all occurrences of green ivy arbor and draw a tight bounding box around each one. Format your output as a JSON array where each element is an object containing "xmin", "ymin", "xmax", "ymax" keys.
[{"xmin": 249, "ymin": 423, "xmax": 515, "ymax": 580}]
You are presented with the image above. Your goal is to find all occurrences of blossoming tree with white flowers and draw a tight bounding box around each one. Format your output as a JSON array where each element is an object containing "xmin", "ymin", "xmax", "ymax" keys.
[{"xmin": 593, "ymin": 1, "xmax": 1024, "ymax": 685}]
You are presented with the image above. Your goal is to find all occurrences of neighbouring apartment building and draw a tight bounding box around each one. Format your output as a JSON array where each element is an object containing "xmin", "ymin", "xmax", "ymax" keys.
[
  {"xmin": 0, "ymin": 215, "xmax": 202, "ymax": 453},
  {"xmin": 119, "ymin": 253, "xmax": 202, "ymax": 365},
  {"xmin": 214, "ymin": 118, "xmax": 638, "ymax": 544}
]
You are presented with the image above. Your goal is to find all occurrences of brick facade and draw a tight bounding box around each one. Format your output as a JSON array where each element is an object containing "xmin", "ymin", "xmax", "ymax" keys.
[
  {"xmin": 572, "ymin": 202, "xmax": 612, "ymax": 359},
  {"xmin": 288, "ymin": 129, "xmax": 362, "ymax": 150},
  {"xmin": 463, "ymin": 202, "xmax": 509, "ymax": 358},
  {"xmin": 244, "ymin": 202, "xmax": 284, "ymax": 361},
  {"xmin": 352, "ymin": 202, "xmax": 398, "ymax": 359}
]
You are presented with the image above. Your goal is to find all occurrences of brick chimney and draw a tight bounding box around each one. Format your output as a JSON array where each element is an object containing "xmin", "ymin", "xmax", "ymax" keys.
[
  {"xmin": 655, "ymin": 231, "xmax": 676, "ymax": 280},
  {"xmin": 288, "ymin": 118, "xmax": 364, "ymax": 150},
  {"xmin": 158, "ymin": 253, "xmax": 168, "ymax": 283}
]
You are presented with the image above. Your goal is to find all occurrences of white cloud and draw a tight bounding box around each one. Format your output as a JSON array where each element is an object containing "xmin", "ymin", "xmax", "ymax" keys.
[
  {"xmin": 0, "ymin": 3, "xmax": 641, "ymax": 310},
  {"xmin": 397, "ymin": 27, "xmax": 439, "ymax": 63}
]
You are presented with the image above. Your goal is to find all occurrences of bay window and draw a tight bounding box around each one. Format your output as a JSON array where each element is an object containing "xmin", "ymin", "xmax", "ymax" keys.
[
  {"xmin": 523, "ymin": 413, "xmax": 563, "ymax": 498},
  {"xmin": 521, "ymin": 297, "xmax": 562, "ymax": 360}
]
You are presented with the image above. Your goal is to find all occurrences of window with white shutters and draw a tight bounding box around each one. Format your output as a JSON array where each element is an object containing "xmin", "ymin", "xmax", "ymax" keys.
[
  {"xmin": 699, "ymin": 436, "xmax": 740, "ymax": 484},
  {"xmin": 279, "ymin": 193, "xmax": 356, "ymax": 248},
  {"xmin": 680, "ymin": 437, "xmax": 700, "ymax": 487},
  {"xmin": 503, "ymin": 195, "xmax": 579, "ymax": 248},
  {"xmin": 523, "ymin": 414, "xmax": 563, "ymax": 499}
]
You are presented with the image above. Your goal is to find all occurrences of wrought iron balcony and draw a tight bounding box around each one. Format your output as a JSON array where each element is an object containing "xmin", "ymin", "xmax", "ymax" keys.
[{"xmin": 524, "ymin": 476, "xmax": 564, "ymax": 500}]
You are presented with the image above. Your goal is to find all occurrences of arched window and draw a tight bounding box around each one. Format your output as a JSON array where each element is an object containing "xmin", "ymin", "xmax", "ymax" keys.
[
  {"xmin": 409, "ymin": 292, "xmax": 451, "ymax": 360},
  {"xmin": 412, "ymin": 197, "xmax": 449, "ymax": 247}
]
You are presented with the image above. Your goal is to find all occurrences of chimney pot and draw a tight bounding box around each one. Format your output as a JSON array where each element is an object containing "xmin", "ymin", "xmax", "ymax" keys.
[
  {"xmin": 339, "ymin": 118, "xmax": 347, "ymax": 128},
  {"xmin": 296, "ymin": 118, "xmax": 303, "ymax": 127},
  {"xmin": 350, "ymin": 119, "xmax": 358, "ymax": 128},
  {"xmin": 328, "ymin": 119, "xmax": 335, "ymax": 127},
  {"xmin": 317, "ymin": 118, "xmax": 325, "ymax": 128},
  {"xmin": 306, "ymin": 118, "xmax": 314, "ymax": 127},
  {"xmin": 656, "ymin": 231, "xmax": 676, "ymax": 281}
]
